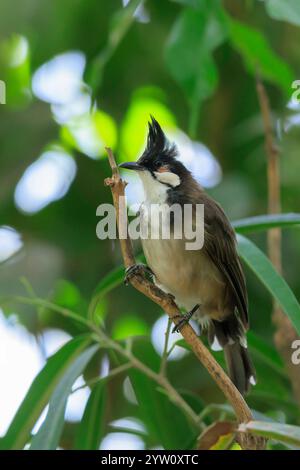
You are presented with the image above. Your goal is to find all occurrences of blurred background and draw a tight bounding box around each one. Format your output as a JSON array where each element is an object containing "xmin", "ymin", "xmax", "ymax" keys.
[{"xmin": 1, "ymin": 0, "xmax": 300, "ymax": 450}]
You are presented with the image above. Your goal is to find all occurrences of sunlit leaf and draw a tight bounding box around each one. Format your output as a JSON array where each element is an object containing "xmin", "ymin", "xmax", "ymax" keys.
[
  {"xmin": 112, "ymin": 314, "xmax": 149, "ymax": 340},
  {"xmin": 1, "ymin": 336, "xmax": 92, "ymax": 450},
  {"xmin": 229, "ymin": 442, "xmax": 242, "ymax": 450},
  {"xmin": 52, "ymin": 280, "xmax": 82, "ymax": 309},
  {"xmin": 60, "ymin": 110, "xmax": 117, "ymax": 159},
  {"xmin": 237, "ymin": 235, "xmax": 300, "ymax": 335},
  {"xmin": 120, "ymin": 87, "xmax": 176, "ymax": 162},
  {"xmin": 0, "ymin": 34, "xmax": 31, "ymax": 106}
]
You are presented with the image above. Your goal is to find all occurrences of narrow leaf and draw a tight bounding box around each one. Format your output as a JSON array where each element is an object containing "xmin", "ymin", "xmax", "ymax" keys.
[
  {"xmin": 129, "ymin": 370, "xmax": 197, "ymax": 449},
  {"xmin": 30, "ymin": 344, "xmax": 99, "ymax": 450},
  {"xmin": 247, "ymin": 331, "xmax": 285, "ymax": 377},
  {"xmin": 237, "ymin": 234, "xmax": 300, "ymax": 335},
  {"xmin": 1, "ymin": 335, "xmax": 92, "ymax": 450},
  {"xmin": 233, "ymin": 213, "xmax": 300, "ymax": 234},
  {"xmin": 75, "ymin": 381, "xmax": 107, "ymax": 450}
]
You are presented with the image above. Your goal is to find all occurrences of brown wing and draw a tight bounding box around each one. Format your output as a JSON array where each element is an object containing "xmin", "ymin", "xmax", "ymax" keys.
[{"xmin": 202, "ymin": 196, "xmax": 249, "ymax": 329}]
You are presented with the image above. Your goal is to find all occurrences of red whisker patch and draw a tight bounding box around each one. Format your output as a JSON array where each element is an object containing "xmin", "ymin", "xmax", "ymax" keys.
[{"xmin": 157, "ymin": 165, "xmax": 170, "ymax": 173}]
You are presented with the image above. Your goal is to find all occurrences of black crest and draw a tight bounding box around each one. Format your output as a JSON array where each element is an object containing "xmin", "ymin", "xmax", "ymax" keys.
[{"xmin": 139, "ymin": 116, "xmax": 177, "ymax": 164}]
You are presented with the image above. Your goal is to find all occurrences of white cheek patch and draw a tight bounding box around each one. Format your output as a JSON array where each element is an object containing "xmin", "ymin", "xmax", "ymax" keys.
[{"xmin": 154, "ymin": 171, "xmax": 180, "ymax": 187}]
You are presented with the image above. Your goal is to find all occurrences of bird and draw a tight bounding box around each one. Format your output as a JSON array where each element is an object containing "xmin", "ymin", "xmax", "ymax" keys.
[{"xmin": 119, "ymin": 116, "xmax": 256, "ymax": 395}]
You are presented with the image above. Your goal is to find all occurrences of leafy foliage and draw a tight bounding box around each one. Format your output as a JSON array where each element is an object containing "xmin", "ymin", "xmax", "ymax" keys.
[
  {"xmin": 165, "ymin": 0, "xmax": 227, "ymax": 134},
  {"xmin": 227, "ymin": 17, "xmax": 293, "ymax": 93}
]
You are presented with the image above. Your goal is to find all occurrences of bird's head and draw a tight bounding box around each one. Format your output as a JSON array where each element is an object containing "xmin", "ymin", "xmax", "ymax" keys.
[{"xmin": 119, "ymin": 117, "xmax": 191, "ymax": 200}]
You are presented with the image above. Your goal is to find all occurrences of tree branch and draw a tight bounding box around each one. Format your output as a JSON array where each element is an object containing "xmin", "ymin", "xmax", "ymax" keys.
[{"xmin": 104, "ymin": 147, "xmax": 265, "ymax": 450}]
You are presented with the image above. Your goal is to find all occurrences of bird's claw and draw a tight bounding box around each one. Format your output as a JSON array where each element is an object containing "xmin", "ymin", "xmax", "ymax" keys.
[
  {"xmin": 172, "ymin": 304, "xmax": 199, "ymax": 333},
  {"xmin": 172, "ymin": 315, "xmax": 190, "ymax": 333},
  {"xmin": 124, "ymin": 263, "xmax": 153, "ymax": 286},
  {"xmin": 167, "ymin": 293, "xmax": 176, "ymax": 302}
]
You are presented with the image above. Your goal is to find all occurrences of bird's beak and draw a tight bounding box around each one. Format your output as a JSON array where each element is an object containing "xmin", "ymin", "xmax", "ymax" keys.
[{"xmin": 118, "ymin": 162, "xmax": 145, "ymax": 171}]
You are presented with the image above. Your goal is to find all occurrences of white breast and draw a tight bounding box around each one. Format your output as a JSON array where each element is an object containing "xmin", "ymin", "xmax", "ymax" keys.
[
  {"xmin": 138, "ymin": 169, "xmax": 225, "ymax": 316},
  {"xmin": 138, "ymin": 170, "xmax": 169, "ymax": 204}
]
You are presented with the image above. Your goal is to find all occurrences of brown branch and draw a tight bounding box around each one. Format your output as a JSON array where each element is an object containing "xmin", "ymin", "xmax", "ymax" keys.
[
  {"xmin": 104, "ymin": 147, "xmax": 265, "ymax": 450},
  {"xmin": 256, "ymin": 78, "xmax": 282, "ymax": 271},
  {"xmin": 256, "ymin": 77, "xmax": 300, "ymax": 402}
]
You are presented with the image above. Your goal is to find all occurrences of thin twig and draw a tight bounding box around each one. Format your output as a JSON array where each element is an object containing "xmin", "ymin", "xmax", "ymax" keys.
[
  {"xmin": 256, "ymin": 77, "xmax": 282, "ymax": 271},
  {"xmin": 104, "ymin": 148, "xmax": 265, "ymax": 449},
  {"xmin": 71, "ymin": 363, "xmax": 132, "ymax": 394},
  {"xmin": 160, "ymin": 318, "xmax": 172, "ymax": 376}
]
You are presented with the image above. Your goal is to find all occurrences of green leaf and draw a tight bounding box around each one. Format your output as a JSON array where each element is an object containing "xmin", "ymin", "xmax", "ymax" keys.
[
  {"xmin": 247, "ymin": 331, "xmax": 285, "ymax": 377},
  {"xmin": 75, "ymin": 382, "xmax": 107, "ymax": 450},
  {"xmin": 127, "ymin": 338, "xmax": 198, "ymax": 449},
  {"xmin": 89, "ymin": 254, "xmax": 145, "ymax": 319},
  {"xmin": 30, "ymin": 343, "xmax": 99, "ymax": 450},
  {"xmin": 0, "ymin": 34, "xmax": 31, "ymax": 106},
  {"xmin": 88, "ymin": 265, "xmax": 125, "ymax": 320},
  {"xmin": 112, "ymin": 314, "xmax": 150, "ymax": 340},
  {"xmin": 91, "ymin": 265, "xmax": 124, "ymax": 301},
  {"xmin": 87, "ymin": 0, "xmax": 143, "ymax": 92},
  {"xmin": 171, "ymin": 0, "xmax": 200, "ymax": 7},
  {"xmin": 1, "ymin": 336, "xmax": 92, "ymax": 450},
  {"xmin": 237, "ymin": 234, "xmax": 300, "ymax": 335},
  {"xmin": 129, "ymin": 370, "xmax": 197, "ymax": 449},
  {"xmin": 228, "ymin": 17, "xmax": 293, "ymax": 94},
  {"xmin": 119, "ymin": 87, "xmax": 177, "ymax": 162},
  {"xmin": 52, "ymin": 280, "xmax": 82, "ymax": 309},
  {"xmin": 233, "ymin": 213, "xmax": 300, "ymax": 234},
  {"xmin": 265, "ymin": 0, "xmax": 300, "ymax": 27},
  {"xmin": 165, "ymin": 1, "xmax": 227, "ymax": 132},
  {"xmin": 239, "ymin": 420, "xmax": 300, "ymax": 447}
]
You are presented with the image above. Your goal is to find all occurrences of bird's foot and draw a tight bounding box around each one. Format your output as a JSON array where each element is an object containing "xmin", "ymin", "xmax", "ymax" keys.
[
  {"xmin": 172, "ymin": 304, "xmax": 200, "ymax": 333},
  {"xmin": 167, "ymin": 293, "xmax": 176, "ymax": 302},
  {"xmin": 124, "ymin": 263, "xmax": 154, "ymax": 286}
]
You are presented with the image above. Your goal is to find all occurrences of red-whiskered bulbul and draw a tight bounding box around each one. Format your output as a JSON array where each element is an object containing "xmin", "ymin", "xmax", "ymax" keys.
[{"xmin": 119, "ymin": 117, "xmax": 256, "ymax": 395}]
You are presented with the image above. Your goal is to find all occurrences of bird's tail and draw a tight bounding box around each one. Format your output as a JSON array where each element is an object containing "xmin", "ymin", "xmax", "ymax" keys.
[{"xmin": 208, "ymin": 315, "xmax": 256, "ymax": 396}]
